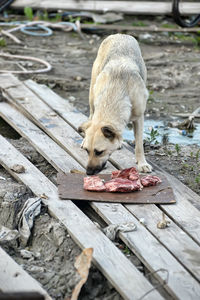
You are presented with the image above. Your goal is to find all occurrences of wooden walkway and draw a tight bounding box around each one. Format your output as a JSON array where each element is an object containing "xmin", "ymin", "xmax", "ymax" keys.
[{"xmin": 0, "ymin": 73, "xmax": 200, "ymax": 299}]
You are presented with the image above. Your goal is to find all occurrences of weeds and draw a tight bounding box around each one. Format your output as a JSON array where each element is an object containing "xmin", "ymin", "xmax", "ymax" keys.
[
  {"xmin": 24, "ymin": 6, "xmax": 33, "ymax": 21},
  {"xmin": 195, "ymin": 176, "xmax": 200, "ymax": 184},
  {"xmin": 146, "ymin": 128, "xmax": 159, "ymax": 145},
  {"xmin": 0, "ymin": 38, "xmax": 6, "ymax": 47},
  {"xmin": 161, "ymin": 23, "xmax": 178, "ymax": 29},
  {"xmin": 148, "ymin": 90, "xmax": 155, "ymax": 103},
  {"xmin": 68, "ymin": 15, "xmax": 81, "ymax": 23},
  {"xmin": 195, "ymin": 149, "xmax": 200, "ymax": 162},
  {"xmin": 175, "ymin": 144, "xmax": 181, "ymax": 155},
  {"xmin": 132, "ymin": 21, "xmax": 147, "ymax": 27},
  {"xmin": 123, "ymin": 245, "xmax": 131, "ymax": 255}
]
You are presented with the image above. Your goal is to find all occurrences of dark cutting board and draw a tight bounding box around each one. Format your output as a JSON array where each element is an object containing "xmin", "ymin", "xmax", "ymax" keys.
[{"xmin": 57, "ymin": 172, "xmax": 176, "ymax": 204}]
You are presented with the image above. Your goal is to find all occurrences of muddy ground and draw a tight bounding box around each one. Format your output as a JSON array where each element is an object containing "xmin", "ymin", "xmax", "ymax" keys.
[{"xmin": 0, "ymin": 12, "xmax": 200, "ymax": 300}]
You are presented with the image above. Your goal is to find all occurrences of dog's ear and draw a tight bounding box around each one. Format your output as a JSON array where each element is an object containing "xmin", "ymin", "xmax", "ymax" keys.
[
  {"xmin": 78, "ymin": 121, "xmax": 91, "ymax": 137},
  {"xmin": 101, "ymin": 125, "xmax": 116, "ymax": 140}
]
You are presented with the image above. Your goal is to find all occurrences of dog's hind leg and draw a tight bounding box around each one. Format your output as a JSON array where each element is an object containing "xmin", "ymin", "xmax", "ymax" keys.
[{"xmin": 133, "ymin": 116, "xmax": 152, "ymax": 173}]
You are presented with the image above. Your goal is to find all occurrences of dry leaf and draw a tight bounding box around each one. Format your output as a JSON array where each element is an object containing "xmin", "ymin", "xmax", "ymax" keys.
[{"xmin": 70, "ymin": 247, "xmax": 93, "ymax": 300}]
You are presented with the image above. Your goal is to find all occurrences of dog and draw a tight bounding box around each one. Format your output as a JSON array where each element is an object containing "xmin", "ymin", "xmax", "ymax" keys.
[{"xmin": 78, "ymin": 34, "xmax": 152, "ymax": 175}]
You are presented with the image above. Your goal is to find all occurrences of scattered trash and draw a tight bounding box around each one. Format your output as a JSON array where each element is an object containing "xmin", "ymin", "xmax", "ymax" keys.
[
  {"xmin": 69, "ymin": 248, "xmax": 93, "ymax": 300},
  {"xmin": 89, "ymin": 12, "xmax": 123, "ymax": 24},
  {"xmin": 157, "ymin": 212, "xmax": 170, "ymax": 229},
  {"xmin": 0, "ymin": 225, "xmax": 19, "ymax": 243},
  {"xmin": 11, "ymin": 164, "xmax": 26, "ymax": 173},
  {"xmin": 139, "ymin": 33, "xmax": 153, "ymax": 41},
  {"xmin": 170, "ymin": 106, "xmax": 200, "ymax": 131},
  {"xmin": 0, "ymin": 175, "xmax": 6, "ymax": 180},
  {"xmin": 17, "ymin": 197, "xmax": 42, "ymax": 246},
  {"xmin": 168, "ymin": 118, "xmax": 195, "ymax": 131},
  {"xmin": 103, "ymin": 222, "xmax": 137, "ymax": 241},
  {"xmin": 20, "ymin": 249, "xmax": 35, "ymax": 259}
]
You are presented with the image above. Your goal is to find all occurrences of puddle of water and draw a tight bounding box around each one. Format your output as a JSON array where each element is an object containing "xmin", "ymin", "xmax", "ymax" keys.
[{"xmin": 123, "ymin": 119, "xmax": 200, "ymax": 146}]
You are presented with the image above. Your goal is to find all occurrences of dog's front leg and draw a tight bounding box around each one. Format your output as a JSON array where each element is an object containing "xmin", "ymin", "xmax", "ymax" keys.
[{"xmin": 133, "ymin": 116, "xmax": 152, "ymax": 173}]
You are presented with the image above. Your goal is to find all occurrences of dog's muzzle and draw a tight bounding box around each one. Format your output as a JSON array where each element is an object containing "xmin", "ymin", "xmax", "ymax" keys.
[{"xmin": 86, "ymin": 162, "xmax": 106, "ymax": 175}]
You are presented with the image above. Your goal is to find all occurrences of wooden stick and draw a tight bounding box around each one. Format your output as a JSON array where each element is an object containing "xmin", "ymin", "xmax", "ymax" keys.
[
  {"xmin": 80, "ymin": 23, "xmax": 200, "ymax": 33},
  {"xmin": 10, "ymin": 1, "xmax": 200, "ymax": 15}
]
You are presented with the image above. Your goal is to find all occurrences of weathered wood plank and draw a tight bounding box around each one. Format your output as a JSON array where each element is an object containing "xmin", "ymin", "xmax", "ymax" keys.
[
  {"xmin": 91, "ymin": 202, "xmax": 200, "ymax": 299},
  {"xmin": 0, "ymin": 247, "xmax": 51, "ymax": 300},
  {"xmin": 1, "ymin": 83, "xmax": 200, "ymax": 298},
  {"xmin": 0, "ymin": 102, "xmax": 82, "ymax": 174},
  {"xmin": 11, "ymin": 0, "xmax": 200, "ymax": 15},
  {"xmin": 25, "ymin": 79, "xmax": 200, "ymax": 245},
  {"xmin": 25, "ymin": 80, "xmax": 87, "ymax": 130},
  {"xmin": 0, "ymin": 135, "xmax": 162, "ymax": 300},
  {"xmin": 126, "ymin": 203, "xmax": 200, "ymax": 280}
]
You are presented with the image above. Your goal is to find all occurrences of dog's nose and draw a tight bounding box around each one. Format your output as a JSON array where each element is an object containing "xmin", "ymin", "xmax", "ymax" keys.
[
  {"xmin": 86, "ymin": 167, "xmax": 96, "ymax": 175},
  {"xmin": 86, "ymin": 162, "xmax": 107, "ymax": 175}
]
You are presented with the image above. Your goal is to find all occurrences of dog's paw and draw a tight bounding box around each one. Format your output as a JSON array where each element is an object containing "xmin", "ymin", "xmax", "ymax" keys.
[{"xmin": 138, "ymin": 162, "xmax": 152, "ymax": 173}]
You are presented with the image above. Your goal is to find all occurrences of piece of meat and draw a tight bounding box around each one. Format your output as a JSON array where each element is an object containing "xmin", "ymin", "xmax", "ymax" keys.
[
  {"xmin": 84, "ymin": 176, "xmax": 106, "ymax": 192},
  {"xmin": 141, "ymin": 175, "xmax": 162, "ymax": 187},
  {"xmin": 105, "ymin": 178, "xmax": 143, "ymax": 193},
  {"xmin": 111, "ymin": 167, "xmax": 139, "ymax": 181}
]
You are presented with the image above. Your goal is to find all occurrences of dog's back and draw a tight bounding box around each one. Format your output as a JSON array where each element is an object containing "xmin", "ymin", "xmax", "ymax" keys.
[{"xmin": 92, "ymin": 34, "xmax": 147, "ymax": 83}]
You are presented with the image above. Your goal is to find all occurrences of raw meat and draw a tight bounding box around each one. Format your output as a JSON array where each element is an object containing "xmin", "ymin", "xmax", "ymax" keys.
[
  {"xmin": 111, "ymin": 167, "xmax": 139, "ymax": 181},
  {"xmin": 84, "ymin": 176, "xmax": 106, "ymax": 192},
  {"xmin": 141, "ymin": 175, "xmax": 162, "ymax": 187},
  {"xmin": 105, "ymin": 178, "xmax": 143, "ymax": 193}
]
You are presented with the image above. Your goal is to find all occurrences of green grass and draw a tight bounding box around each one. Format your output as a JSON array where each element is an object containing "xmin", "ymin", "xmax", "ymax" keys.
[
  {"xmin": 24, "ymin": 6, "xmax": 33, "ymax": 21},
  {"xmin": 132, "ymin": 21, "xmax": 147, "ymax": 27},
  {"xmin": 0, "ymin": 38, "xmax": 6, "ymax": 47},
  {"xmin": 175, "ymin": 144, "xmax": 181, "ymax": 155},
  {"xmin": 161, "ymin": 23, "xmax": 178, "ymax": 29},
  {"xmin": 146, "ymin": 128, "xmax": 159, "ymax": 145}
]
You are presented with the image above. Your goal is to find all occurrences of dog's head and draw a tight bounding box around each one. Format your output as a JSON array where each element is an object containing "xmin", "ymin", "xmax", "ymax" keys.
[{"xmin": 78, "ymin": 121, "xmax": 122, "ymax": 175}]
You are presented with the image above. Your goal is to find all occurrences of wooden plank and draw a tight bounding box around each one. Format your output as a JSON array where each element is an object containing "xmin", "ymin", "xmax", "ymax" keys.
[
  {"xmin": 11, "ymin": 1, "xmax": 200, "ymax": 15},
  {"xmin": 0, "ymin": 247, "xmax": 51, "ymax": 300},
  {"xmin": 125, "ymin": 202, "xmax": 200, "ymax": 280},
  {"xmin": 91, "ymin": 202, "xmax": 200, "ymax": 299},
  {"xmin": 3, "ymin": 81, "xmax": 200, "ymax": 298},
  {"xmin": 80, "ymin": 23, "xmax": 200, "ymax": 33},
  {"xmin": 25, "ymin": 79, "xmax": 200, "ymax": 244},
  {"xmin": 0, "ymin": 135, "xmax": 162, "ymax": 300},
  {"xmin": 24, "ymin": 79, "xmax": 87, "ymax": 130},
  {"xmin": 0, "ymin": 102, "xmax": 83, "ymax": 174}
]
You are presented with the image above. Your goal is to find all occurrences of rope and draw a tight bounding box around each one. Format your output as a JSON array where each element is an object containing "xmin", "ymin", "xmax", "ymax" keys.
[
  {"xmin": 0, "ymin": 53, "xmax": 52, "ymax": 74},
  {"xmin": 20, "ymin": 24, "xmax": 53, "ymax": 37}
]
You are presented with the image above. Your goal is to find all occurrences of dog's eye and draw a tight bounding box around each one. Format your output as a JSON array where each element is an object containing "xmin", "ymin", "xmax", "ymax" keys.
[
  {"xmin": 94, "ymin": 149, "xmax": 104, "ymax": 156},
  {"xmin": 84, "ymin": 148, "xmax": 90, "ymax": 154}
]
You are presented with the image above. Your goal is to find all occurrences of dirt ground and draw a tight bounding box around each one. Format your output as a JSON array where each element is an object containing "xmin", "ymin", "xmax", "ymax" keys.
[{"xmin": 0, "ymin": 12, "xmax": 200, "ymax": 300}]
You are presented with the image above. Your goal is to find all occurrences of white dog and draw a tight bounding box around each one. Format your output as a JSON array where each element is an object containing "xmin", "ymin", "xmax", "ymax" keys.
[{"xmin": 78, "ymin": 34, "xmax": 152, "ymax": 175}]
